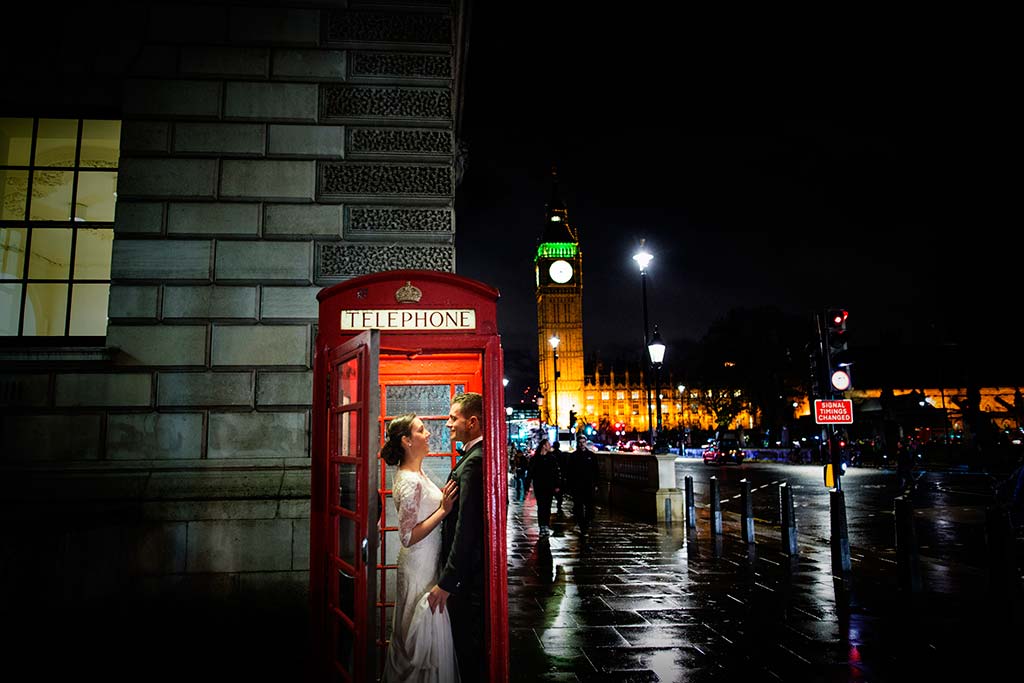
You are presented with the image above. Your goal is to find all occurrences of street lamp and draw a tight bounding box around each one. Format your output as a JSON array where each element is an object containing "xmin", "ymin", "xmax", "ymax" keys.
[
  {"xmin": 648, "ymin": 325, "xmax": 666, "ymax": 452},
  {"xmin": 549, "ymin": 334, "xmax": 560, "ymax": 429},
  {"xmin": 632, "ymin": 243, "xmax": 654, "ymax": 444},
  {"xmin": 678, "ymin": 383, "xmax": 686, "ymax": 445}
]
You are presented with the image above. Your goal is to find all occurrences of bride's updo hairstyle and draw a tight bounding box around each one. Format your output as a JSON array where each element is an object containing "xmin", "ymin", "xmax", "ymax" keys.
[{"xmin": 381, "ymin": 413, "xmax": 417, "ymax": 466}]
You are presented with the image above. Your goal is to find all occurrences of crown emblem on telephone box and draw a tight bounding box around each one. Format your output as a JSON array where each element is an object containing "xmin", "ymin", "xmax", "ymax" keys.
[{"xmin": 395, "ymin": 281, "xmax": 422, "ymax": 303}]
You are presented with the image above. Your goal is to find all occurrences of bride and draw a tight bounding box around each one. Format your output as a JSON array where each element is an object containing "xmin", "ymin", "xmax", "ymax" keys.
[{"xmin": 381, "ymin": 414, "xmax": 461, "ymax": 683}]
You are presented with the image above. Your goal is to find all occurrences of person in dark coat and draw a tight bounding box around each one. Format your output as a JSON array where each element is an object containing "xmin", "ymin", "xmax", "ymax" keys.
[
  {"xmin": 528, "ymin": 438, "xmax": 560, "ymax": 536},
  {"xmin": 513, "ymin": 448, "xmax": 529, "ymax": 502},
  {"xmin": 571, "ymin": 442, "xmax": 600, "ymax": 535},
  {"xmin": 553, "ymin": 441, "xmax": 570, "ymax": 514},
  {"xmin": 428, "ymin": 392, "xmax": 486, "ymax": 682}
]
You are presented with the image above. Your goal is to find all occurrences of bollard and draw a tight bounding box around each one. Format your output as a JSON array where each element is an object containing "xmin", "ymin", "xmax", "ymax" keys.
[
  {"xmin": 740, "ymin": 478, "xmax": 755, "ymax": 544},
  {"xmin": 684, "ymin": 475, "xmax": 696, "ymax": 529},
  {"xmin": 780, "ymin": 482, "xmax": 798, "ymax": 556},
  {"xmin": 710, "ymin": 476, "xmax": 722, "ymax": 535},
  {"xmin": 894, "ymin": 494, "xmax": 922, "ymax": 593},
  {"xmin": 664, "ymin": 497, "xmax": 672, "ymax": 524}
]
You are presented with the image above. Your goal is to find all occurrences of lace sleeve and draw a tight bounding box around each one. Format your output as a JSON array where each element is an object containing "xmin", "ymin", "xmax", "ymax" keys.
[{"xmin": 393, "ymin": 473, "xmax": 424, "ymax": 548}]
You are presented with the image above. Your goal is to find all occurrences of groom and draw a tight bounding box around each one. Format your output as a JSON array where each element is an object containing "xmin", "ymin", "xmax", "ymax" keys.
[{"xmin": 428, "ymin": 391, "xmax": 486, "ymax": 681}]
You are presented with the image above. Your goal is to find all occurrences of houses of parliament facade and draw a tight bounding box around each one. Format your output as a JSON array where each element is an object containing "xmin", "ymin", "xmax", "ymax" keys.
[{"xmin": 534, "ymin": 172, "xmax": 1022, "ymax": 445}]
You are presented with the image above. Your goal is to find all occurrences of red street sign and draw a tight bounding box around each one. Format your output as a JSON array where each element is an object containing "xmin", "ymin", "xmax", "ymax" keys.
[{"xmin": 814, "ymin": 399, "xmax": 853, "ymax": 424}]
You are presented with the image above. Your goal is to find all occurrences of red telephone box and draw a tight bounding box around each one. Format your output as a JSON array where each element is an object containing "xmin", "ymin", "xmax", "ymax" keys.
[{"xmin": 310, "ymin": 270, "xmax": 509, "ymax": 683}]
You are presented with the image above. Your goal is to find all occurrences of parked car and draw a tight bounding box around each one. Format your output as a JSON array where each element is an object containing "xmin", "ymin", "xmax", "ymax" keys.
[{"xmin": 703, "ymin": 438, "xmax": 745, "ymax": 465}]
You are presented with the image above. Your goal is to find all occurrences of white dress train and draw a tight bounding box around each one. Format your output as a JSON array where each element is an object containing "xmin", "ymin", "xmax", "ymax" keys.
[{"xmin": 383, "ymin": 469, "xmax": 460, "ymax": 683}]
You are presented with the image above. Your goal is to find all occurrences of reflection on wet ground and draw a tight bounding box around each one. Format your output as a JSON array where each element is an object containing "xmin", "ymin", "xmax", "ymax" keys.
[{"xmin": 507, "ymin": 481, "xmax": 1021, "ymax": 682}]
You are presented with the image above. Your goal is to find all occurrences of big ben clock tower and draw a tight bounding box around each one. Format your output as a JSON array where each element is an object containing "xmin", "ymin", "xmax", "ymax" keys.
[{"xmin": 536, "ymin": 169, "xmax": 583, "ymax": 431}]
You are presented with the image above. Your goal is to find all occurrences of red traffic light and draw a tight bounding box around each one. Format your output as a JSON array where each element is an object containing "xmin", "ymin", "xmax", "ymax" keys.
[{"xmin": 830, "ymin": 309, "xmax": 848, "ymax": 326}]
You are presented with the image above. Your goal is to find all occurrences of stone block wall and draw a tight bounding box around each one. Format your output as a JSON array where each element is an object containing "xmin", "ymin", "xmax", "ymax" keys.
[{"xmin": 1, "ymin": 4, "xmax": 465, "ymax": 660}]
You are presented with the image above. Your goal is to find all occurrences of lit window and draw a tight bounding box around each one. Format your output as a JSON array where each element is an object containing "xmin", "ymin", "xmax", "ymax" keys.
[
  {"xmin": 601, "ymin": 391, "xmax": 609, "ymax": 400},
  {"xmin": 0, "ymin": 118, "xmax": 118, "ymax": 338},
  {"xmin": 631, "ymin": 391, "xmax": 639, "ymax": 399},
  {"xmin": 616, "ymin": 391, "xmax": 624, "ymax": 400}
]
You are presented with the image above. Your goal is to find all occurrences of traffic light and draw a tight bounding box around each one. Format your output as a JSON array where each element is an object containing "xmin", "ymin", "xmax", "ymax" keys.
[
  {"xmin": 568, "ymin": 409, "xmax": 577, "ymax": 430},
  {"xmin": 826, "ymin": 309, "xmax": 848, "ymax": 357},
  {"xmin": 825, "ymin": 308, "xmax": 852, "ymax": 393}
]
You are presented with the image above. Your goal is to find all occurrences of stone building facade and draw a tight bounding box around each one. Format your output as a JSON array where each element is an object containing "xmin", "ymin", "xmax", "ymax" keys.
[{"xmin": 1, "ymin": 1, "xmax": 467, "ymax": 677}]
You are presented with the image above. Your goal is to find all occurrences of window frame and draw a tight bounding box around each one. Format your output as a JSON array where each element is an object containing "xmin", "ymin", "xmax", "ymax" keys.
[{"xmin": 1, "ymin": 116, "xmax": 118, "ymax": 344}]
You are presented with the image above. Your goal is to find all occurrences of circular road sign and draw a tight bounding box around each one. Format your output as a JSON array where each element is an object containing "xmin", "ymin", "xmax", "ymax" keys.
[{"xmin": 831, "ymin": 369, "xmax": 851, "ymax": 391}]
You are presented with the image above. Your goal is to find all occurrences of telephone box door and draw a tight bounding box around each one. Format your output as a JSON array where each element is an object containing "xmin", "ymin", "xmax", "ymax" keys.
[{"xmin": 317, "ymin": 330, "xmax": 380, "ymax": 682}]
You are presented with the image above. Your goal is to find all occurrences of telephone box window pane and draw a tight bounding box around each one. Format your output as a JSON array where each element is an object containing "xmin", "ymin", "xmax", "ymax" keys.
[
  {"xmin": 1, "ymin": 170, "xmax": 28, "ymax": 220},
  {"xmin": 333, "ymin": 619, "xmax": 354, "ymax": 675},
  {"xmin": 0, "ymin": 118, "xmax": 34, "ymax": 166},
  {"xmin": 75, "ymin": 171, "xmax": 117, "ymax": 222},
  {"xmin": 27, "ymin": 228, "xmax": 71, "ymax": 279},
  {"xmin": 421, "ymin": 456, "xmax": 450, "ymax": 487},
  {"xmin": 69, "ymin": 284, "xmax": 109, "ymax": 336},
  {"xmin": 29, "ymin": 170, "xmax": 73, "ymax": 221},
  {"xmin": 337, "ymin": 462, "xmax": 357, "ymax": 510},
  {"xmin": 383, "ymin": 460, "xmax": 396, "ymax": 491},
  {"xmin": 24, "ymin": 283, "xmax": 68, "ymax": 336},
  {"xmin": 385, "ymin": 384, "xmax": 450, "ymax": 417},
  {"xmin": 337, "ymin": 515, "xmax": 357, "ymax": 567},
  {"xmin": 336, "ymin": 358, "xmax": 358, "ymax": 405},
  {"xmin": 73, "ymin": 228, "xmax": 113, "ymax": 279},
  {"xmin": 80, "ymin": 120, "xmax": 120, "ymax": 168},
  {"xmin": 1, "ymin": 228, "xmax": 27, "ymax": 279},
  {"xmin": 422, "ymin": 418, "xmax": 450, "ymax": 453},
  {"xmin": 0, "ymin": 283, "xmax": 23, "ymax": 335},
  {"xmin": 454, "ymin": 384, "xmax": 465, "ymax": 394},
  {"xmin": 337, "ymin": 411, "xmax": 358, "ymax": 458},
  {"xmin": 383, "ymin": 524, "xmax": 399, "ymax": 567},
  {"xmin": 33, "ymin": 119, "xmax": 78, "ymax": 167}
]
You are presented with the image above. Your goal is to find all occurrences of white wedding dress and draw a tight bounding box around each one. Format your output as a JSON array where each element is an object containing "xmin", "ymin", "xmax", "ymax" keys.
[{"xmin": 383, "ymin": 469, "xmax": 460, "ymax": 683}]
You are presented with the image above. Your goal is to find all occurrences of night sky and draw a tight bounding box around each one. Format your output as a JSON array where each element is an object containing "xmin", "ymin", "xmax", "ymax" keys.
[{"xmin": 454, "ymin": 4, "xmax": 1014, "ymax": 396}]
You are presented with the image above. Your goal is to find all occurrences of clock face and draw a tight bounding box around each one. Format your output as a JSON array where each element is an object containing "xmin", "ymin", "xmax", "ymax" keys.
[{"xmin": 548, "ymin": 259, "xmax": 573, "ymax": 284}]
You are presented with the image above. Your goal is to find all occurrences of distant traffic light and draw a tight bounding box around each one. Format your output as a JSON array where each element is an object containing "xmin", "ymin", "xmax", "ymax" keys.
[
  {"xmin": 826, "ymin": 309, "xmax": 848, "ymax": 356},
  {"xmin": 568, "ymin": 410, "xmax": 577, "ymax": 429}
]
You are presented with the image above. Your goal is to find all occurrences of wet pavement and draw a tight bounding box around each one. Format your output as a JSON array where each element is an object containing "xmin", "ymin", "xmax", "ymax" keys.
[{"xmin": 506, "ymin": 479, "xmax": 1023, "ymax": 682}]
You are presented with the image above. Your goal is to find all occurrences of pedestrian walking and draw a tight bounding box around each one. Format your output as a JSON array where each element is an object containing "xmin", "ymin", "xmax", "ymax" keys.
[
  {"xmin": 527, "ymin": 438, "xmax": 560, "ymax": 536},
  {"xmin": 513, "ymin": 448, "xmax": 529, "ymax": 502},
  {"xmin": 553, "ymin": 441, "xmax": 569, "ymax": 515},
  {"xmin": 570, "ymin": 442, "xmax": 599, "ymax": 536}
]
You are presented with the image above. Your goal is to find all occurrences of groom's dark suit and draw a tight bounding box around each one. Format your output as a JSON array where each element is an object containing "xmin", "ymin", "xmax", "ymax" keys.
[{"xmin": 438, "ymin": 440, "xmax": 486, "ymax": 681}]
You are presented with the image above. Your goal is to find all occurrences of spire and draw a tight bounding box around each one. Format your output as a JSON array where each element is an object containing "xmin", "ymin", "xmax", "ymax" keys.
[{"xmin": 541, "ymin": 165, "xmax": 576, "ymax": 243}]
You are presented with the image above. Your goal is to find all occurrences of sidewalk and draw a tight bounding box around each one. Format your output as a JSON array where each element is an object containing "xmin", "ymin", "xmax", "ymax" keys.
[{"xmin": 506, "ymin": 486, "xmax": 1021, "ymax": 682}]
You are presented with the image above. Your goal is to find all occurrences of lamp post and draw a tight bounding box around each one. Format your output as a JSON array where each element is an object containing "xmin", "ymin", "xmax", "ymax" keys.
[
  {"xmin": 632, "ymin": 243, "xmax": 654, "ymax": 445},
  {"xmin": 678, "ymin": 384, "xmax": 687, "ymax": 447},
  {"xmin": 549, "ymin": 334, "xmax": 560, "ymax": 429},
  {"xmin": 648, "ymin": 325, "xmax": 666, "ymax": 452}
]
